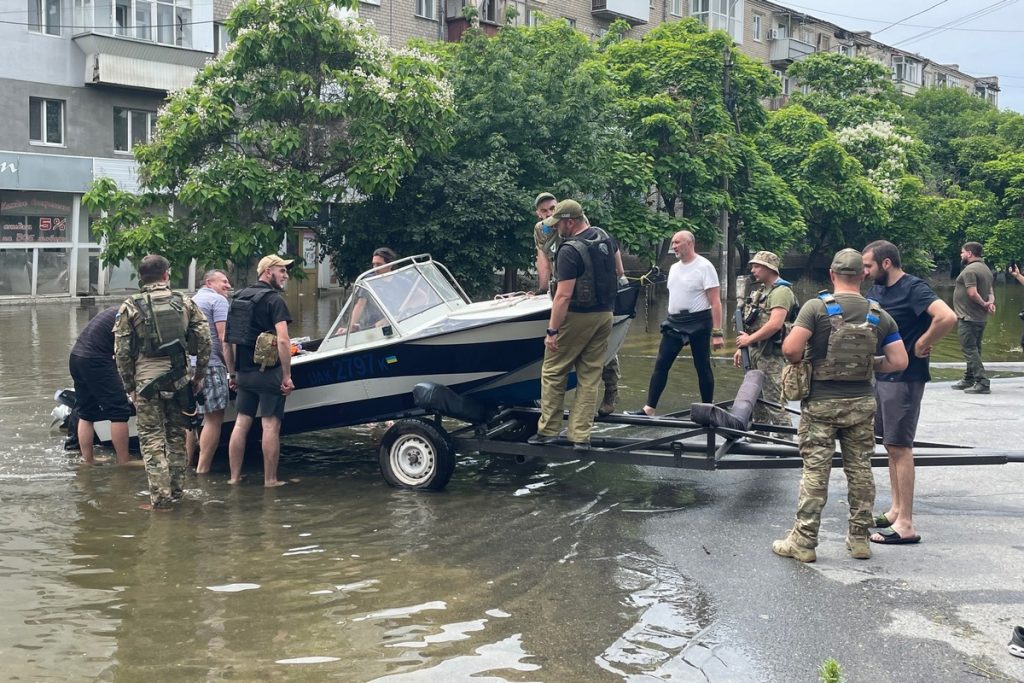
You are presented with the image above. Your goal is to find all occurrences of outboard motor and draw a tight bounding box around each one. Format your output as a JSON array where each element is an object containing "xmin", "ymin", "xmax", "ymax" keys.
[{"xmin": 51, "ymin": 388, "xmax": 80, "ymax": 450}]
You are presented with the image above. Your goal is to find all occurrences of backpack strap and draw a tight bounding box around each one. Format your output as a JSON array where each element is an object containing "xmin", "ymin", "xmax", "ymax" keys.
[{"xmin": 817, "ymin": 291, "xmax": 844, "ymax": 331}]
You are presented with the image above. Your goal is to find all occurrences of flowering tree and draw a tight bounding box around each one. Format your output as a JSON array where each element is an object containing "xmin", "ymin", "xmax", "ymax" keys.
[
  {"xmin": 85, "ymin": 0, "xmax": 455, "ymax": 272},
  {"xmin": 836, "ymin": 121, "xmax": 923, "ymax": 201}
]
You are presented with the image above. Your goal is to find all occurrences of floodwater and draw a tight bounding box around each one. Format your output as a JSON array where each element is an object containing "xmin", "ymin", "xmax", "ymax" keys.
[{"xmin": 3, "ymin": 279, "xmax": 1023, "ymax": 681}]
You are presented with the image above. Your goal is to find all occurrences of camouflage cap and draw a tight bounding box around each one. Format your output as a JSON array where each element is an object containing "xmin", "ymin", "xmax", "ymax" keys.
[
  {"xmin": 830, "ymin": 248, "xmax": 864, "ymax": 276},
  {"xmin": 748, "ymin": 250, "xmax": 781, "ymax": 273},
  {"xmin": 542, "ymin": 199, "xmax": 585, "ymax": 227},
  {"xmin": 257, "ymin": 254, "xmax": 294, "ymax": 275},
  {"xmin": 534, "ymin": 192, "xmax": 556, "ymax": 208}
]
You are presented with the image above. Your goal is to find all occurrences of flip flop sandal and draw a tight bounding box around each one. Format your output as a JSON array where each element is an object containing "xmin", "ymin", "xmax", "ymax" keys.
[
  {"xmin": 870, "ymin": 528, "xmax": 921, "ymax": 545},
  {"xmin": 1009, "ymin": 626, "xmax": 1024, "ymax": 659}
]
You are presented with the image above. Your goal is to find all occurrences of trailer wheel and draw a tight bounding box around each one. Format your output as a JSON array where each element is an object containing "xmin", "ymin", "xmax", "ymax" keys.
[{"xmin": 379, "ymin": 419, "xmax": 455, "ymax": 491}]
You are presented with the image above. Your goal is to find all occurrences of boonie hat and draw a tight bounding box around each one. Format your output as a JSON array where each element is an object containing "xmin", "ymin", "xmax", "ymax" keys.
[
  {"xmin": 534, "ymin": 192, "xmax": 556, "ymax": 208},
  {"xmin": 749, "ymin": 250, "xmax": 781, "ymax": 273},
  {"xmin": 257, "ymin": 254, "xmax": 294, "ymax": 275},
  {"xmin": 542, "ymin": 199, "xmax": 585, "ymax": 227},
  {"xmin": 830, "ymin": 248, "xmax": 863, "ymax": 276}
]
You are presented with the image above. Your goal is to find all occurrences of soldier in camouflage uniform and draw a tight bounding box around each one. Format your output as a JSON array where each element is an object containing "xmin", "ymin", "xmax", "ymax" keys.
[
  {"xmin": 773, "ymin": 249, "xmax": 907, "ymax": 563},
  {"xmin": 114, "ymin": 255, "xmax": 211, "ymax": 509},
  {"xmin": 733, "ymin": 251, "xmax": 797, "ymax": 428},
  {"xmin": 532, "ymin": 192, "xmax": 626, "ymax": 416}
]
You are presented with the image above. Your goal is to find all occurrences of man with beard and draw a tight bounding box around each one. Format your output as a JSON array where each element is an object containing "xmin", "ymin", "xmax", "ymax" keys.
[
  {"xmin": 225, "ymin": 255, "xmax": 294, "ymax": 487},
  {"xmin": 952, "ymin": 242, "xmax": 996, "ymax": 394},
  {"xmin": 863, "ymin": 241, "xmax": 955, "ymax": 546}
]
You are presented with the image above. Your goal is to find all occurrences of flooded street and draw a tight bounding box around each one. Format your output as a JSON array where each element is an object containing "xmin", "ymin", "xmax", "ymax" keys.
[
  {"xmin": 3, "ymin": 279, "xmax": 1023, "ymax": 681},
  {"xmin": 0, "ymin": 301, "xmax": 759, "ymax": 682}
]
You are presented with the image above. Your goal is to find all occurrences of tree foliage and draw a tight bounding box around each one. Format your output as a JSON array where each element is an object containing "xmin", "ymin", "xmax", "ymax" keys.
[
  {"xmin": 786, "ymin": 52, "xmax": 900, "ymax": 129},
  {"xmin": 85, "ymin": 0, "xmax": 455, "ymax": 272}
]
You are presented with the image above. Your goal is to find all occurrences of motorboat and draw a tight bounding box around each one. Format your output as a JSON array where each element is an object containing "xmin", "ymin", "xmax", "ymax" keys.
[{"xmin": 54, "ymin": 255, "xmax": 639, "ymax": 484}]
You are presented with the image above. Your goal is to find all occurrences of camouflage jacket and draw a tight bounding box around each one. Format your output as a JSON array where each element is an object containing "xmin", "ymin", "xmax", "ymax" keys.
[{"xmin": 114, "ymin": 282, "xmax": 211, "ymax": 394}]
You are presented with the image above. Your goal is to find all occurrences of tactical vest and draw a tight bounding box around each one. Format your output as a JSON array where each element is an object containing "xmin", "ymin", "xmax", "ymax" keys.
[
  {"xmin": 225, "ymin": 286, "xmax": 274, "ymax": 346},
  {"xmin": 557, "ymin": 227, "xmax": 617, "ymax": 308},
  {"xmin": 131, "ymin": 290, "xmax": 188, "ymax": 359},
  {"xmin": 811, "ymin": 292, "xmax": 883, "ymax": 382},
  {"xmin": 742, "ymin": 279, "xmax": 799, "ymax": 343}
]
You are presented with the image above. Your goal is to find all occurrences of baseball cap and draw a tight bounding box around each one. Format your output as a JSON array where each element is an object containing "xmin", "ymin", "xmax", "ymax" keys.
[
  {"xmin": 257, "ymin": 254, "xmax": 294, "ymax": 275},
  {"xmin": 534, "ymin": 192, "xmax": 556, "ymax": 208},
  {"xmin": 748, "ymin": 250, "xmax": 781, "ymax": 273},
  {"xmin": 830, "ymin": 248, "xmax": 863, "ymax": 276},
  {"xmin": 541, "ymin": 199, "xmax": 585, "ymax": 227}
]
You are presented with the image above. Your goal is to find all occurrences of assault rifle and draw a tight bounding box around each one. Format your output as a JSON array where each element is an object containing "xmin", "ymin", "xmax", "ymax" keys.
[{"xmin": 735, "ymin": 304, "xmax": 751, "ymax": 371}]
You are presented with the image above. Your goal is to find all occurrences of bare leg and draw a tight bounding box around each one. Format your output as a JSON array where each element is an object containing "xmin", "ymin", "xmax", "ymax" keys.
[
  {"xmin": 261, "ymin": 416, "xmax": 284, "ymax": 487},
  {"xmin": 110, "ymin": 421, "xmax": 131, "ymax": 465},
  {"xmin": 78, "ymin": 419, "xmax": 96, "ymax": 464},
  {"xmin": 228, "ymin": 414, "xmax": 253, "ymax": 485},
  {"xmin": 185, "ymin": 429, "xmax": 197, "ymax": 469},
  {"xmin": 872, "ymin": 445, "xmax": 917, "ymax": 541},
  {"xmin": 196, "ymin": 410, "xmax": 224, "ymax": 474}
]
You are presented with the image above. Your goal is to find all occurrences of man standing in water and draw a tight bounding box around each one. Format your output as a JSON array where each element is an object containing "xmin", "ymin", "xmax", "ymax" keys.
[
  {"xmin": 225, "ymin": 255, "xmax": 294, "ymax": 487},
  {"xmin": 952, "ymin": 242, "xmax": 995, "ymax": 394},
  {"xmin": 863, "ymin": 240, "xmax": 955, "ymax": 546},
  {"xmin": 189, "ymin": 269, "xmax": 234, "ymax": 474},
  {"xmin": 114, "ymin": 255, "xmax": 211, "ymax": 509},
  {"xmin": 630, "ymin": 230, "xmax": 723, "ymax": 414}
]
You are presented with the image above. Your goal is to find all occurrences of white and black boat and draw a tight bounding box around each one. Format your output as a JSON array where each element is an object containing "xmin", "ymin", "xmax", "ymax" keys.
[{"xmin": 55, "ymin": 254, "xmax": 638, "ymax": 477}]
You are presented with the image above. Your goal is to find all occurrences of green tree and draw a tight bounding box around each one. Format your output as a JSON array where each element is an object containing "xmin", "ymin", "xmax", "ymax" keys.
[
  {"xmin": 84, "ymin": 0, "xmax": 455, "ymax": 273},
  {"xmin": 324, "ymin": 20, "xmax": 654, "ymax": 292},
  {"xmin": 786, "ymin": 52, "xmax": 900, "ymax": 129}
]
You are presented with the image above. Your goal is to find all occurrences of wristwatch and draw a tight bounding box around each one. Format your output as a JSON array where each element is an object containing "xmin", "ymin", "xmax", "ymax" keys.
[{"xmin": 546, "ymin": 328, "xmax": 559, "ymax": 336}]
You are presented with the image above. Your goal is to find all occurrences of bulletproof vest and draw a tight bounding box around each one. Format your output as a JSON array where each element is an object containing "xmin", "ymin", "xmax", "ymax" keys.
[
  {"xmin": 225, "ymin": 286, "xmax": 273, "ymax": 346},
  {"xmin": 558, "ymin": 227, "xmax": 617, "ymax": 308},
  {"xmin": 811, "ymin": 292, "xmax": 882, "ymax": 382},
  {"xmin": 131, "ymin": 290, "xmax": 188, "ymax": 359},
  {"xmin": 742, "ymin": 279, "xmax": 799, "ymax": 341}
]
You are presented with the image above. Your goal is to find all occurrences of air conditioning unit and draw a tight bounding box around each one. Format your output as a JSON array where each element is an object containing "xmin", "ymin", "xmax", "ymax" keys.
[{"xmin": 767, "ymin": 28, "xmax": 782, "ymax": 40}]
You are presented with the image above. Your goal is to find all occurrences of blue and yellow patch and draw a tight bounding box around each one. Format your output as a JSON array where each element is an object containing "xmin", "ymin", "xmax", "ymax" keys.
[{"xmin": 385, "ymin": 355, "xmax": 398, "ymax": 365}]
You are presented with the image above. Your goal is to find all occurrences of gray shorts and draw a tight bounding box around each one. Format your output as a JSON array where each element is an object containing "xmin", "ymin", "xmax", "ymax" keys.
[
  {"xmin": 874, "ymin": 380, "xmax": 926, "ymax": 447},
  {"xmin": 199, "ymin": 365, "xmax": 229, "ymax": 413},
  {"xmin": 235, "ymin": 367, "xmax": 287, "ymax": 420}
]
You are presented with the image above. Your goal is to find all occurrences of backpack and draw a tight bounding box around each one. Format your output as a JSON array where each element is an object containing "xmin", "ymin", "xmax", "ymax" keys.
[
  {"xmin": 558, "ymin": 227, "xmax": 617, "ymax": 308},
  {"xmin": 811, "ymin": 292, "xmax": 883, "ymax": 382},
  {"xmin": 225, "ymin": 286, "xmax": 274, "ymax": 346}
]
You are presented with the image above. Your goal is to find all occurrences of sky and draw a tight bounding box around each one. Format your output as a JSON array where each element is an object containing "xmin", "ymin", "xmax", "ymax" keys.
[{"xmin": 771, "ymin": 0, "xmax": 1024, "ymax": 112}]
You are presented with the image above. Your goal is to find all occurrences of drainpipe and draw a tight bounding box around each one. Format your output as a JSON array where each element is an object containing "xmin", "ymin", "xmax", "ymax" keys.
[{"xmin": 439, "ymin": 0, "xmax": 445, "ymax": 40}]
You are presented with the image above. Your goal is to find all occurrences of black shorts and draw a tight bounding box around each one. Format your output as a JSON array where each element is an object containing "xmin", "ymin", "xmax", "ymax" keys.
[
  {"xmin": 69, "ymin": 354, "xmax": 132, "ymax": 423},
  {"xmin": 235, "ymin": 368, "xmax": 287, "ymax": 420},
  {"xmin": 874, "ymin": 380, "xmax": 926, "ymax": 447}
]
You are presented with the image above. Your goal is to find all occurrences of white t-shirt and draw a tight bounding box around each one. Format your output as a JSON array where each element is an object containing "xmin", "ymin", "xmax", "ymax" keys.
[{"xmin": 667, "ymin": 255, "xmax": 719, "ymax": 314}]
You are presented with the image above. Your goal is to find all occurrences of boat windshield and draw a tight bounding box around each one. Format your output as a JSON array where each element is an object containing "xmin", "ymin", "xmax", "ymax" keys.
[{"xmin": 320, "ymin": 258, "xmax": 468, "ymax": 351}]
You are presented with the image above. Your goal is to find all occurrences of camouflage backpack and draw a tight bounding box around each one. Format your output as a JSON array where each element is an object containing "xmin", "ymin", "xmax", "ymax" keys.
[
  {"xmin": 811, "ymin": 292, "xmax": 882, "ymax": 383},
  {"xmin": 253, "ymin": 331, "xmax": 280, "ymax": 371}
]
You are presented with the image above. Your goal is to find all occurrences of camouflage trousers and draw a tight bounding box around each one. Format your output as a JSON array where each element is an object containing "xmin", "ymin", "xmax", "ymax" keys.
[
  {"xmin": 751, "ymin": 352, "xmax": 790, "ymax": 427},
  {"xmin": 602, "ymin": 355, "xmax": 620, "ymax": 393},
  {"xmin": 136, "ymin": 393, "xmax": 189, "ymax": 508},
  {"xmin": 789, "ymin": 395, "xmax": 876, "ymax": 548}
]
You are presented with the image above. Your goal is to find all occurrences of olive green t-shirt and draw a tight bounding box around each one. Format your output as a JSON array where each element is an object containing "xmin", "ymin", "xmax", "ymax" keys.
[
  {"xmin": 793, "ymin": 293, "xmax": 899, "ymax": 400},
  {"xmin": 953, "ymin": 260, "xmax": 993, "ymax": 322},
  {"xmin": 753, "ymin": 282, "xmax": 798, "ymax": 359}
]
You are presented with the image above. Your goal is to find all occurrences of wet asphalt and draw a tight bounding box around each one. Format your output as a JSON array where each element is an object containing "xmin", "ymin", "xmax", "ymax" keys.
[{"xmin": 641, "ymin": 377, "xmax": 1024, "ymax": 683}]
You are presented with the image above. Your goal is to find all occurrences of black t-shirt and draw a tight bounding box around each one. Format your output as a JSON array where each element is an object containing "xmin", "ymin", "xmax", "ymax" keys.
[
  {"xmin": 867, "ymin": 274, "xmax": 938, "ymax": 383},
  {"xmin": 236, "ymin": 282, "xmax": 292, "ymax": 373},
  {"xmin": 71, "ymin": 307, "xmax": 118, "ymax": 359},
  {"xmin": 553, "ymin": 227, "xmax": 618, "ymax": 314}
]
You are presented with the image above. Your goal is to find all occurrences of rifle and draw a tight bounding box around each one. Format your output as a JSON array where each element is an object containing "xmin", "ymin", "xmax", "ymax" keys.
[{"xmin": 735, "ymin": 305, "xmax": 751, "ymax": 371}]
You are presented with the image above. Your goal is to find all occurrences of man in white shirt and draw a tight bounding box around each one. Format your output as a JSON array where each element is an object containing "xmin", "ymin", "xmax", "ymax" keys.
[{"xmin": 630, "ymin": 231, "xmax": 724, "ymax": 414}]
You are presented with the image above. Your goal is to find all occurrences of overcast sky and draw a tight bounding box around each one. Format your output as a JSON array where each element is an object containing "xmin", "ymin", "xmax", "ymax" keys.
[{"xmin": 772, "ymin": 0, "xmax": 1024, "ymax": 113}]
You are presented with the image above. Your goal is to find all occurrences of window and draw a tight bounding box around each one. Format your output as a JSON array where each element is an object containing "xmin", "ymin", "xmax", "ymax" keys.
[
  {"xmin": 751, "ymin": 13, "xmax": 762, "ymax": 41},
  {"xmin": 838, "ymin": 43, "xmax": 853, "ymax": 57},
  {"xmin": 113, "ymin": 108, "xmax": 157, "ymax": 152},
  {"xmin": 892, "ymin": 56, "xmax": 920, "ymax": 85},
  {"xmin": 416, "ymin": 0, "xmax": 434, "ymax": 19},
  {"xmin": 214, "ymin": 22, "xmax": 231, "ymax": 53},
  {"xmin": 28, "ymin": 0, "xmax": 62, "ymax": 36},
  {"xmin": 76, "ymin": 0, "xmax": 193, "ymax": 47},
  {"xmin": 671, "ymin": 0, "xmax": 682, "ymax": 16},
  {"xmin": 29, "ymin": 98, "xmax": 63, "ymax": 146},
  {"xmin": 690, "ymin": 0, "xmax": 744, "ymax": 43},
  {"xmin": 563, "ymin": 16, "xmax": 575, "ymax": 27},
  {"xmin": 480, "ymin": 0, "xmax": 496, "ymax": 22},
  {"xmin": 948, "ymin": 76, "xmax": 960, "ymax": 88}
]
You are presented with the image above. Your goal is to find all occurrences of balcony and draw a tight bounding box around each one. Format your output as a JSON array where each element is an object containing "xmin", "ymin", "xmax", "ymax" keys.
[
  {"xmin": 592, "ymin": 0, "xmax": 649, "ymax": 25},
  {"xmin": 74, "ymin": 33, "xmax": 211, "ymax": 91},
  {"xmin": 769, "ymin": 37, "xmax": 815, "ymax": 65}
]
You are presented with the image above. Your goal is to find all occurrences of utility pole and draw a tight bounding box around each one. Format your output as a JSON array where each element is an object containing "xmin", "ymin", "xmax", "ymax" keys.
[{"xmin": 718, "ymin": 44, "xmax": 732, "ymax": 304}]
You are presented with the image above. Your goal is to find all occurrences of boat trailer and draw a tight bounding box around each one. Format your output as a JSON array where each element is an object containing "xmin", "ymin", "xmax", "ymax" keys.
[{"xmin": 377, "ymin": 370, "xmax": 1024, "ymax": 490}]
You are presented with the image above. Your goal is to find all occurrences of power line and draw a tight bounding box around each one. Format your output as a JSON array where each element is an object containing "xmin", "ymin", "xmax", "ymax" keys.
[
  {"xmin": 895, "ymin": 0, "xmax": 1021, "ymax": 48},
  {"xmin": 873, "ymin": 0, "xmax": 953, "ymax": 36},
  {"xmin": 777, "ymin": 1, "xmax": 1024, "ymax": 33}
]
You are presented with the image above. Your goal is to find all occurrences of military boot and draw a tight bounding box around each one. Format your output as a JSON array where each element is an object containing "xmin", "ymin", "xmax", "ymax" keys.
[
  {"xmin": 771, "ymin": 534, "xmax": 816, "ymax": 563},
  {"xmin": 846, "ymin": 536, "xmax": 871, "ymax": 560},
  {"xmin": 598, "ymin": 386, "xmax": 618, "ymax": 417}
]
